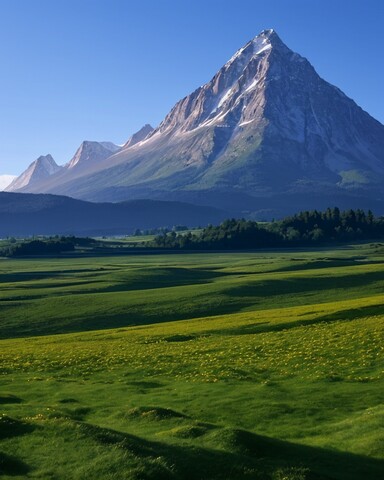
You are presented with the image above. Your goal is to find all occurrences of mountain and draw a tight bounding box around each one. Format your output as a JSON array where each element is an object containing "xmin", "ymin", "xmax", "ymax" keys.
[
  {"xmin": 0, "ymin": 175, "xmax": 16, "ymax": 191},
  {"xmin": 65, "ymin": 141, "xmax": 120, "ymax": 171},
  {"xmin": 7, "ymin": 128, "xmax": 153, "ymax": 196},
  {"xmin": 7, "ymin": 30, "xmax": 384, "ymax": 217},
  {"xmin": 7, "ymin": 141, "xmax": 120, "ymax": 194},
  {"xmin": 99, "ymin": 142, "xmax": 121, "ymax": 153},
  {"xmin": 0, "ymin": 192, "xmax": 226, "ymax": 237},
  {"xmin": 123, "ymin": 124, "xmax": 154, "ymax": 148},
  {"xmin": 5, "ymin": 155, "xmax": 61, "ymax": 191}
]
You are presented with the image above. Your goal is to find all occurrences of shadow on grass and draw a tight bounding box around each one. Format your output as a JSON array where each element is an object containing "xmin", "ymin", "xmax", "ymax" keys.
[
  {"xmin": 0, "ymin": 452, "xmax": 30, "ymax": 476},
  {"xmin": 0, "ymin": 394, "xmax": 23, "ymax": 404},
  {"xmin": 78, "ymin": 420, "xmax": 384, "ymax": 480},
  {"xmin": 313, "ymin": 304, "xmax": 384, "ymax": 323},
  {"xmin": 271, "ymin": 257, "xmax": 384, "ymax": 273},
  {"xmin": 0, "ymin": 269, "xmax": 99, "ymax": 284},
  {"xmin": 2, "ymin": 266, "xmax": 383, "ymax": 340},
  {"xmin": 0, "ymin": 267, "xmax": 227, "ymax": 301},
  {"xmin": 0, "ymin": 416, "xmax": 34, "ymax": 440},
  {"xmin": 210, "ymin": 302, "xmax": 384, "ymax": 337},
  {"xmin": 225, "ymin": 270, "xmax": 384, "ymax": 301},
  {"xmin": 95, "ymin": 267, "xmax": 226, "ymax": 293}
]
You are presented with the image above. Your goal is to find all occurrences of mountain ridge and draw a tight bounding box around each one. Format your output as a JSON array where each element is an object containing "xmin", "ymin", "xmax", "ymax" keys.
[
  {"xmin": 0, "ymin": 192, "xmax": 226, "ymax": 236},
  {"xmin": 65, "ymin": 141, "xmax": 120, "ymax": 170},
  {"xmin": 6, "ymin": 126, "xmax": 147, "ymax": 194},
  {"xmin": 6, "ymin": 30, "xmax": 384, "ymax": 217},
  {"xmin": 123, "ymin": 124, "xmax": 154, "ymax": 148},
  {"xmin": 6, "ymin": 154, "xmax": 62, "ymax": 191}
]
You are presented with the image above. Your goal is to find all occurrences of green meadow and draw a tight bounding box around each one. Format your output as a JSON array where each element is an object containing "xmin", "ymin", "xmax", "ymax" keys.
[{"xmin": 0, "ymin": 244, "xmax": 383, "ymax": 479}]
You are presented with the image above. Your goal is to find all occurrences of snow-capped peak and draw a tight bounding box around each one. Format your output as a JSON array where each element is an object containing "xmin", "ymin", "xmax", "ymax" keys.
[
  {"xmin": 251, "ymin": 33, "xmax": 273, "ymax": 55},
  {"xmin": 257, "ymin": 28, "xmax": 276, "ymax": 38},
  {"xmin": 154, "ymin": 29, "xmax": 288, "ymax": 136},
  {"xmin": 224, "ymin": 29, "xmax": 283, "ymax": 70}
]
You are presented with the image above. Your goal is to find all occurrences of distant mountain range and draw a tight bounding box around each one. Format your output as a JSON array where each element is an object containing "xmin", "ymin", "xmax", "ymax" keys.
[
  {"xmin": 5, "ymin": 29, "xmax": 384, "ymax": 218},
  {"xmin": 6, "ymin": 154, "xmax": 61, "ymax": 191},
  {"xmin": 5, "ymin": 141, "xmax": 121, "ymax": 193},
  {"xmin": 0, "ymin": 192, "xmax": 226, "ymax": 237}
]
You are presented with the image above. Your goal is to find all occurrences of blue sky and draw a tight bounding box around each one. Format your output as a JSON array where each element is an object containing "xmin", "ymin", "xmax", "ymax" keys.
[{"xmin": 1, "ymin": 0, "xmax": 383, "ymax": 175}]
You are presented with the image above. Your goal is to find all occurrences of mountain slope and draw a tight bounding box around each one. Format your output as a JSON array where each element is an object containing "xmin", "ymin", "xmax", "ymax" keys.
[
  {"xmin": 7, "ymin": 141, "xmax": 120, "ymax": 194},
  {"xmin": 5, "ymin": 155, "xmax": 61, "ymax": 191},
  {"xmin": 65, "ymin": 141, "xmax": 120, "ymax": 171},
  {"xmin": 0, "ymin": 192, "xmax": 226, "ymax": 236},
  {"xmin": 123, "ymin": 124, "xmax": 154, "ymax": 148},
  {"xmin": 9, "ymin": 30, "xmax": 384, "ymax": 216}
]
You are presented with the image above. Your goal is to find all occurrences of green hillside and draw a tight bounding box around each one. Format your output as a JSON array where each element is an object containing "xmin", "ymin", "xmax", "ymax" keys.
[{"xmin": 0, "ymin": 244, "xmax": 383, "ymax": 478}]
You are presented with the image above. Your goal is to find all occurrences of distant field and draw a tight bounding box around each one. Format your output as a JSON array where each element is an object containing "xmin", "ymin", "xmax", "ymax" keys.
[{"xmin": 0, "ymin": 244, "xmax": 383, "ymax": 479}]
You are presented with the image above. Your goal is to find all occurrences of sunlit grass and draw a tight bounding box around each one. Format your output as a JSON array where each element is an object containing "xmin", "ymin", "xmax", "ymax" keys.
[{"xmin": 0, "ymin": 243, "xmax": 384, "ymax": 478}]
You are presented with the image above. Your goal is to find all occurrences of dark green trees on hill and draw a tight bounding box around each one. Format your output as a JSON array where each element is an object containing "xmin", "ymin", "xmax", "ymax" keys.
[
  {"xmin": 1, "ymin": 208, "xmax": 383, "ymax": 255},
  {"xmin": 152, "ymin": 208, "xmax": 384, "ymax": 249},
  {"xmin": 0, "ymin": 236, "xmax": 95, "ymax": 257}
]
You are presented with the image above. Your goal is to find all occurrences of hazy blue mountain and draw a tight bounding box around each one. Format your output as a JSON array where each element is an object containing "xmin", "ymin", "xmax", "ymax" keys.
[
  {"xmin": 7, "ymin": 141, "xmax": 120, "ymax": 194},
  {"xmin": 0, "ymin": 192, "xmax": 226, "ymax": 236},
  {"xmin": 5, "ymin": 155, "xmax": 61, "ymax": 191},
  {"xmin": 65, "ymin": 141, "xmax": 120, "ymax": 171}
]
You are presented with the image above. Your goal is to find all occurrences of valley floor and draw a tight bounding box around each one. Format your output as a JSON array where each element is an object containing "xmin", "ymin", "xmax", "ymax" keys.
[{"xmin": 0, "ymin": 244, "xmax": 383, "ymax": 479}]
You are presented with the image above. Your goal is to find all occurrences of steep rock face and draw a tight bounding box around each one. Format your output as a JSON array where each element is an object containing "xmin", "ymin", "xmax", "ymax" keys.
[
  {"xmin": 5, "ymin": 155, "xmax": 61, "ymax": 191},
  {"xmin": 123, "ymin": 124, "xmax": 154, "ymax": 148},
  {"xmin": 153, "ymin": 31, "xmax": 274, "ymax": 136},
  {"xmin": 10, "ymin": 30, "xmax": 384, "ymax": 215},
  {"xmin": 257, "ymin": 36, "xmax": 384, "ymax": 187}
]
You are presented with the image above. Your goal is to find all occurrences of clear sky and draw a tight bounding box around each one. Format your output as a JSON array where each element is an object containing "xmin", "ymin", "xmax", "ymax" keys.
[{"xmin": 1, "ymin": 0, "xmax": 383, "ymax": 175}]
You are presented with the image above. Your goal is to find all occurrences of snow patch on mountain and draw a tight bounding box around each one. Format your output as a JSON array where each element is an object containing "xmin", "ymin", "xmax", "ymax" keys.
[{"xmin": 6, "ymin": 28, "xmax": 384, "ymax": 211}]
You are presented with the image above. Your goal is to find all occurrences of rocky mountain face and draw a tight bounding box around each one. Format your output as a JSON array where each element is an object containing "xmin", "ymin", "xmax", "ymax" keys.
[
  {"xmin": 5, "ymin": 155, "xmax": 62, "ymax": 191},
  {"xmin": 123, "ymin": 124, "xmax": 154, "ymax": 148},
  {"xmin": 7, "ymin": 30, "xmax": 384, "ymax": 216}
]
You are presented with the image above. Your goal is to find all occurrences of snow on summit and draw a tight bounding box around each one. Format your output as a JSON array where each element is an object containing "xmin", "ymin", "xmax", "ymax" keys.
[{"xmin": 5, "ymin": 29, "xmax": 384, "ymax": 218}]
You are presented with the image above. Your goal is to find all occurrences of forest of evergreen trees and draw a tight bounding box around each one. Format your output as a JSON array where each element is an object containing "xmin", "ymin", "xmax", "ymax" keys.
[
  {"xmin": 1, "ymin": 208, "xmax": 383, "ymax": 256},
  {"xmin": 151, "ymin": 208, "xmax": 384, "ymax": 250}
]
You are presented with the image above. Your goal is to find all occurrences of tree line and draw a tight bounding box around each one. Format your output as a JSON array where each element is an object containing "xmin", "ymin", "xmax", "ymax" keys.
[
  {"xmin": 0, "ymin": 236, "xmax": 95, "ymax": 257},
  {"xmin": 150, "ymin": 208, "xmax": 384, "ymax": 249},
  {"xmin": 1, "ymin": 208, "xmax": 383, "ymax": 255}
]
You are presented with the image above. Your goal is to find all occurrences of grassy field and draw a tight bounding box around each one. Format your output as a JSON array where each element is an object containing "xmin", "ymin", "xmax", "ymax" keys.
[{"xmin": 0, "ymin": 244, "xmax": 383, "ymax": 479}]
